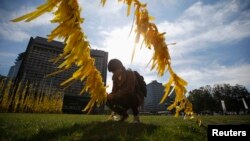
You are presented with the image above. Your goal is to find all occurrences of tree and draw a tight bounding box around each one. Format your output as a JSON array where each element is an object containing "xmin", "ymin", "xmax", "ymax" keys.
[
  {"xmin": 188, "ymin": 86, "xmax": 217, "ymax": 114},
  {"xmin": 188, "ymin": 84, "xmax": 250, "ymax": 114}
]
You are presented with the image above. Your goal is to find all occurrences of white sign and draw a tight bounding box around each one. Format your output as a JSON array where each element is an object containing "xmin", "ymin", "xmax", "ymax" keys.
[
  {"xmin": 242, "ymin": 98, "xmax": 248, "ymax": 110},
  {"xmin": 221, "ymin": 100, "xmax": 226, "ymax": 113}
]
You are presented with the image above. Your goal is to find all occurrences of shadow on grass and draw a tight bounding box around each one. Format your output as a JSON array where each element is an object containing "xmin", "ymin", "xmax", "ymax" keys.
[{"xmin": 28, "ymin": 121, "xmax": 159, "ymax": 141}]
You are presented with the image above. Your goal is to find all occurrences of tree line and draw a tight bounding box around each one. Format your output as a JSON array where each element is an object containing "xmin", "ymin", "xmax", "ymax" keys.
[{"xmin": 187, "ymin": 84, "xmax": 250, "ymax": 115}]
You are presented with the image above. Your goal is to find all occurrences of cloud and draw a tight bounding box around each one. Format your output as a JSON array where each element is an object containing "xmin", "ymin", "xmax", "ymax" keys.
[
  {"xmin": 79, "ymin": 0, "xmax": 123, "ymax": 16},
  {"xmin": 0, "ymin": 22, "xmax": 30, "ymax": 42},
  {"xmin": 0, "ymin": 5, "xmax": 55, "ymax": 42},
  {"xmin": 157, "ymin": 0, "xmax": 250, "ymax": 56},
  {"xmin": 178, "ymin": 62, "xmax": 250, "ymax": 91},
  {"xmin": 9, "ymin": 6, "xmax": 53, "ymax": 27},
  {"xmin": 79, "ymin": 0, "xmax": 128, "ymax": 29},
  {"xmin": 0, "ymin": 52, "xmax": 17, "ymax": 58}
]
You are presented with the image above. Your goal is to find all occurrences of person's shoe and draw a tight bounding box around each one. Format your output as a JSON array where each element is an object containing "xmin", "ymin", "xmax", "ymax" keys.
[
  {"xmin": 133, "ymin": 116, "xmax": 140, "ymax": 123},
  {"xmin": 119, "ymin": 114, "xmax": 129, "ymax": 122},
  {"xmin": 108, "ymin": 112, "xmax": 119, "ymax": 121}
]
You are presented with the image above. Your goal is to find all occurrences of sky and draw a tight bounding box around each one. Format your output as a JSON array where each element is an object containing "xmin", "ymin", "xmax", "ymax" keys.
[{"xmin": 0, "ymin": 0, "xmax": 250, "ymax": 93}]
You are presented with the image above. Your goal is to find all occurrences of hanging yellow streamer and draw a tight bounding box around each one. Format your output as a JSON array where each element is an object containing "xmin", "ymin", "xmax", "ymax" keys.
[{"xmin": 12, "ymin": 0, "xmax": 195, "ymax": 120}]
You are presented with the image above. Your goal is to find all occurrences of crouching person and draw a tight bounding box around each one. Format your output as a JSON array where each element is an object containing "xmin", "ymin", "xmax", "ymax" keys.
[{"xmin": 106, "ymin": 59, "xmax": 146, "ymax": 123}]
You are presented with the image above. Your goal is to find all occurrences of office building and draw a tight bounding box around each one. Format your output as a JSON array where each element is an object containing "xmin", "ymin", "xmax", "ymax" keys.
[
  {"xmin": 143, "ymin": 80, "xmax": 175, "ymax": 113},
  {"xmin": 143, "ymin": 80, "xmax": 166, "ymax": 112},
  {"xmin": 12, "ymin": 36, "xmax": 108, "ymax": 113}
]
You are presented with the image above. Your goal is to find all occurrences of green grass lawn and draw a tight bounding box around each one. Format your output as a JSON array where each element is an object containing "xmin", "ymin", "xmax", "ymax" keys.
[{"xmin": 0, "ymin": 113, "xmax": 250, "ymax": 141}]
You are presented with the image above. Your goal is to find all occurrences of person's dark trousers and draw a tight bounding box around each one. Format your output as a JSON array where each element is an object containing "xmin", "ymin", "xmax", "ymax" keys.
[
  {"xmin": 106, "ymin": 99, "xmax": 128, "ymax": 116},
  {"xmin": 106, "ymin": 93, "xmax": 143, "ymax": 117}
]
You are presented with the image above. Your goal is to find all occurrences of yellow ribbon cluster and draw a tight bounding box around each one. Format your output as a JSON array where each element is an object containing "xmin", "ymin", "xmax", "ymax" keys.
[
  {"xmin": 12, "ymin": 0, "xmax": 194, "ymax": 117},
  {"xmin": 12, "ymin": 0, "xmax": 107, "ymax": 113}
]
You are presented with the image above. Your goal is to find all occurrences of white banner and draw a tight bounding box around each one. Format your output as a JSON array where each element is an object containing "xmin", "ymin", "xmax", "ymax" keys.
[
  {"xmin": 242, "ymin": 98, "xmax": 248, "ymax": 110},
  {"xmin": 221, "ymin": 100, "xmax": 226, "ymax": 113}
]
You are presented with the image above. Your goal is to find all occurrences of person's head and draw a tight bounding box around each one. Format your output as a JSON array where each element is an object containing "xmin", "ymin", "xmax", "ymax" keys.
[{"xmin": 108, "ymin": 59, "xmax": 125, "ymax": 76}]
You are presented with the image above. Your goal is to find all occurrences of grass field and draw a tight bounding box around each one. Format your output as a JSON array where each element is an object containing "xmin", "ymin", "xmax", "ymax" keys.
[{"xmin": 0, "ymin": 113, "xmax": 250, "ymax": 141}]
